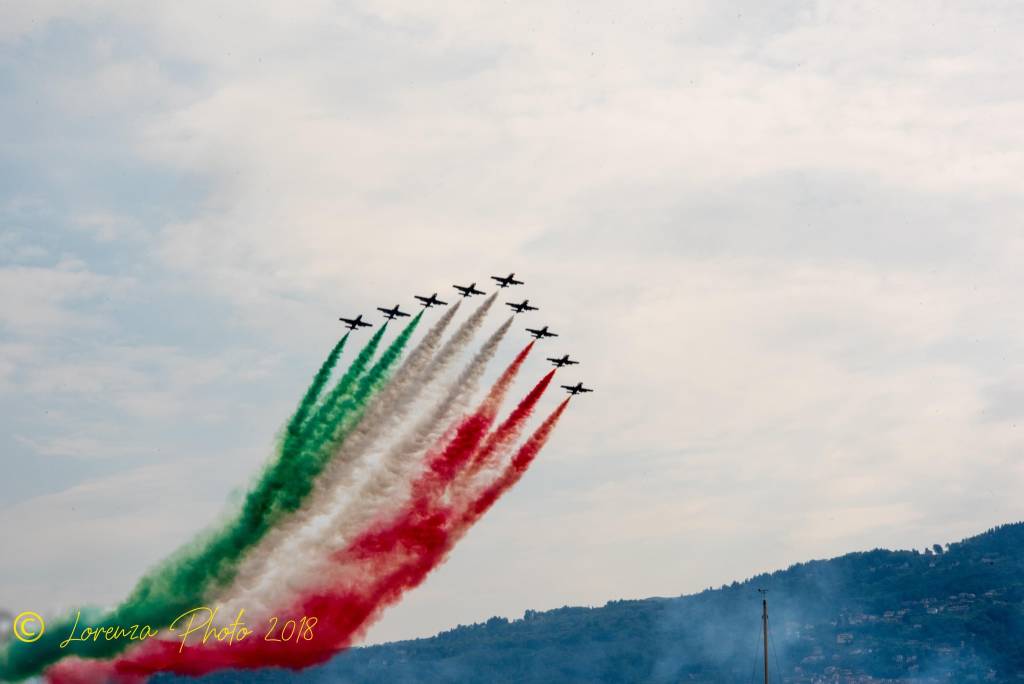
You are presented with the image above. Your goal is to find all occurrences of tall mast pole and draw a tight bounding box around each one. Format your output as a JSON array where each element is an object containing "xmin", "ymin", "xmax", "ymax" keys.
[{"xmin": 759, "ymin": 589, "xmax": 769, "ymax": 684}]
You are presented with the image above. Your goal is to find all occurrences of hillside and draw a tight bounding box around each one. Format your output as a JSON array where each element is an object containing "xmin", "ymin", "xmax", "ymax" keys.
[{"xmin": 158, "ymin": 522, "xmax": 1024, "ymax": 683}]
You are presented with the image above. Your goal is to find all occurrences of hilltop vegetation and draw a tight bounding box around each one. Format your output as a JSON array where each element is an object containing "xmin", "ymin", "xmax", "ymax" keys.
[{"xmin": 158, "ymin": 522, "xmax": 1024, "ymax": 683}]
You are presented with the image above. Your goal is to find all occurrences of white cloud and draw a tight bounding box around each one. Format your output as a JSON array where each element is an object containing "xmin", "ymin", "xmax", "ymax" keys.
[
  {"xmin": 14, "ymin": 434, "xmax": 130, "ymax": 460},
  {"xmin": 0, "ymin": 455, "xmax": 252, "ymax": 615},
  {"xmin": 3, "ymin": 0, "xmax": 1024, "ymax": 647},
  {"xmin": 13, "ymin": 343, "xmax": 274, "ymax": 420},
  {"xmin": 0, "ymin": 262, "xmax": 132, "ymax": 336},
  {"xmin": 71, "ymin": 211, "xmax": 140, "ymax": 242}
]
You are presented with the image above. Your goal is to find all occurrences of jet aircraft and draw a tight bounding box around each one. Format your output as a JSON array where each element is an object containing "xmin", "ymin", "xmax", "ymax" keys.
[
  {"xmin": 377, "ymin": 304, "xmax": 410, "ymax": 320},
  {"xmin": 506, "ymin": 299, "xmax": 538, "ymax": 314},
  {"xmin": 491, "ymin": 272, "xmax": 524, "ymax": 288},
  {"xmin": 415, "ymin": 293, "xmax": 448, "ymax": 308},
  {"xmin": 526, "ymin": 325, "xmax": 558, "ymax": 339},
  {"xmin": 562, "ymin": 382, "xmax": 593, "ymax": 395},
  {"xmin": 547, "ymin": 354, "xmax": 579, "ymax": 367},
  {"xmin": 453, "ymin": 283, "xmax": 486, "ymax": 297},
  {"xmin": 339, "ymin": 314, "xmax": 373, "ymax": 330}
]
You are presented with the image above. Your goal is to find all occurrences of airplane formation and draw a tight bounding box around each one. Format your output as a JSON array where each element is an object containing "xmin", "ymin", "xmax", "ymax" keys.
[{"xmin": 339, "ymin": 273, "xmax": 593, "ymax": 396}]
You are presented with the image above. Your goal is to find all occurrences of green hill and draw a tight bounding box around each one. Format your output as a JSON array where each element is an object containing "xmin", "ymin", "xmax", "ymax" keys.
[{"xmin": 158, "ymin": 522, "xmax": 1024, "ymax": 683}]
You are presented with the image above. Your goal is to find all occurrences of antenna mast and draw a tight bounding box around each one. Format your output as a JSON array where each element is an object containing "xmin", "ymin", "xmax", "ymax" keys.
[{"xmin": 758, "ymin": 589, "xmax": 769, "ymax": 684}]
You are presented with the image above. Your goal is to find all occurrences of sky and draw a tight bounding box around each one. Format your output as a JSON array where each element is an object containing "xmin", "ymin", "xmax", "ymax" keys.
[{"xmin": 1, "ymin": 0, "xmax": 1023, "ymax": 646}]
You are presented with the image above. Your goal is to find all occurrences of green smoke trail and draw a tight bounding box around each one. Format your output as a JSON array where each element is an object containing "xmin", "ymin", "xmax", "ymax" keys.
[
  {"xmin": 276, "ymin": 312, "xmax": 422, "ymax": 512},
  {"xmin": 291, "ymin": 323, "xmax": 388, "ymax": 456},
  {"xmin": 0, "ymin": 316, "xmax": 421, "ymax": 681},
  {"xmin": 280, "ymin": 325, "xmax": 386, "ymax": 468},
  {"xmin": 283, "ymin": 332, "xmax": 349, "ymax": 443},
  {"xmin": 282, "ymin": 311, "xmax": 421, "ymax": 501}
]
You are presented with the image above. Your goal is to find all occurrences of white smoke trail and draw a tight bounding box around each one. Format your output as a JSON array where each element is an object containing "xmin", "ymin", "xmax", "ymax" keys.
[
  {"xmin": 313, "ymin": 293, "xmax": 495, "ymax": 511},
  {"xmin": 314, "ymin": 300, "xmax": 470, "ymax": 496},
  {"xmin": 208, "ymin": 304, "xmax": 460, "ymax": 604},
  {"xmin": 330, "ymin": 316, "xmax": 512, "ymax": 553},
  {"xmin": 212, "ymin": 295, "xmax": 497, "ymax": 620},
  {"xmin": 262, "ymin": 350, "xmax": 546, "ymax": 630},
  {"xmin": 220, "ymin": 314, "xmax": 512, "ymax": 618},
  {"xmin": 287, "ymin": 317, "xmax": 519, "ymax": 597}
]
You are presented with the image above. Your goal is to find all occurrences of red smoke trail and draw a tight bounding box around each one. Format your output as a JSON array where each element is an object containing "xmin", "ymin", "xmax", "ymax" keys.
[
  {"xmin": 462, "ymin": 370, "xmax": 553, "ymax": 478},
  {"xmin": 70, "ymin": 399, "xmax": 567, "ymax": 682},
  {"xmin": 286, "ymin": 398, "xmax": 572, "ymax": 666},
  {"xmin": 48, "ymin": 366, "xmax": 557, "ymax": 679},
  {"xmin": 330, "ymin": 398, "xmax": 571, "ymax": 651},
  {"xmin": 410, "ymin": 343, "xmax": 534, "ymax": 502},
  {"xmin": 46, "ymin": 660, "xmax": 132, "ymax": 684},
  {"xmin": 457, "ymin": 398, "xmax": 569, "ymax": 525},
  {"xmin": 348, "ymin": 367, "xmax": 553, "ymax": 564}
]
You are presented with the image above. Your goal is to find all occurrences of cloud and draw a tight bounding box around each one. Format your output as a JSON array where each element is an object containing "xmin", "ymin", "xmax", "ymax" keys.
[
  {"xmin": 0, "ymin": 261, "xmax": 132, "ymax": 336},
  {"xmin": 72, "ymin": 211, "xmax": 140, "ymax": 242},
  {"xmin": 2, "ymin": 0, "xmax": 1024, "ymax": 647},
  {"xmin": 11, "ymin": 342, "xmax": 276, "ymax": 421},
  {"xmin": 0, "ymin": 455, "xmax": 253, "ymax": 614},
  {"xmin": 14, "ymin": 434, "xmax": 133, "ymax": 460}
]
